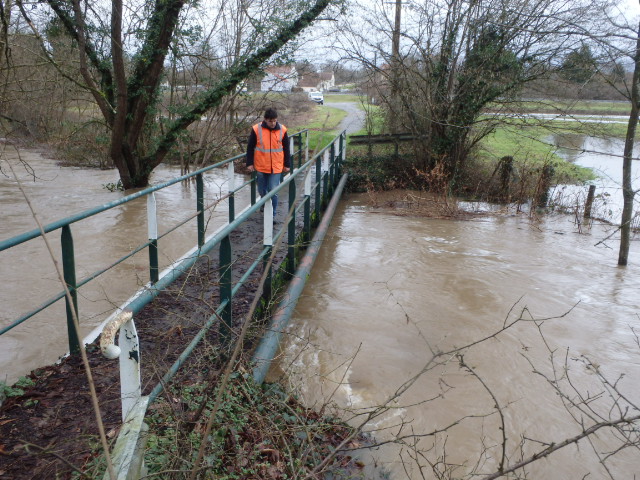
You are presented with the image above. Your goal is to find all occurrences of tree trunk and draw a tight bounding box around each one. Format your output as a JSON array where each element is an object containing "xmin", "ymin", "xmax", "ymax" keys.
[{"xmin": 617, "ymin": 16, "xmax": 640, "ymax": 266}]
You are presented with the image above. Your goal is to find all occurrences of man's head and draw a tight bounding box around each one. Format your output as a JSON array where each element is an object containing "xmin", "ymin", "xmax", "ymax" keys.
[{"xmin": 263, "ymin": 108, "xmax": 278, "ymax": 128}]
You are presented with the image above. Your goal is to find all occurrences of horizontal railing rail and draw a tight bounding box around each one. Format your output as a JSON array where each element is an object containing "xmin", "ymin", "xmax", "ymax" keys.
[
  {"xmin": 2, "ymin": 128, "xmax": 347, "ymax": 480},
  {"xmin": 0, "ymin": 130, "xmax": 313, "ymax": 350}
]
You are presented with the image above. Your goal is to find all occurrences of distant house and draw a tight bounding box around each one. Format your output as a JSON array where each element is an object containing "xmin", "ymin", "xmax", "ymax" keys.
[
  {"xmin": 297, "ymin": 71, "xmax": 335, "ymax": 92},
  {"xmin": 260, "ymin": 66, "xmax": 299, "ymax": 92}
]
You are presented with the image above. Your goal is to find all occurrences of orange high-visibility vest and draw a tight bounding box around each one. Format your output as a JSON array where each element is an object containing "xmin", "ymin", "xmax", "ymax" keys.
[{"xmin": 252, "ymin": 123, "xmax": 287, "ymax": 174}]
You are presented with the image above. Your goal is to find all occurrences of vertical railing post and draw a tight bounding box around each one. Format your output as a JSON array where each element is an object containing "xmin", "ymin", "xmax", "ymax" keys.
[
  {"xmin": 262, "ymin": 201, "xmax": 274, "ymax": 301},
  {"xmin": 118, "ymin": 316, "xmax": 141, "ymax": 422},
  {"xmin": 305, "ymin": 130, "xmax": 309, "ymax": 166},
  {"xmin": 219, "ymin": 236, "xmax": 232, "ymax": 343},
  {"xmin": 228, "ymin": 161, "xmax": 235, "ymax": 223},
  {"xmin": 338, "ymin": 132, "xmax": 345, "ymax": 178},
  {"xmin": 287, "ymin": 173, "xmax": 296, "ymax": 276},
  {"xmin": 196, "ymin": 173, "xmax": 205, "ymax": 248},
  {"xmin": 314, "ymin": 155, "xmax": 322, "ymax": 225},
  {"xmin": 304, "ymin": 165, "xmax": 312, "ymax": 242},
  {"xmin": 61, "ymin": 225, "xmax": 80, "ymax": 355},
  {"xmin": 147, "ymin": 193, "xmax": 159, "ymax": 284},
  {"xmin": 322, "ymin": 150, "xmax": 329, "ymax": 209},
  {"xmin": 290, "ymin": 136, "xmax": 296, "ymax": 171},
  {"xmin": 251, "ymin": 171, "xmax": 257, "ymax": 206},
  {"xmin": 329, "ymin": 141, "xmax": 335, "ymax": 192}
]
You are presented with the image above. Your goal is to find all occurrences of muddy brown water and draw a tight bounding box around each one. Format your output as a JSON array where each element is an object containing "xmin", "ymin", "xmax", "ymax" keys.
[
  {"xmin": 2, "ymin": 142, "xmax": 639, "ymax": 478},
  {"xmin": 1, "ymin": 147, "xmax": 247, "ymax": 385},
  {"xmin": 269, "ymin": 194, "xmax": 640, "ymax": 478}
]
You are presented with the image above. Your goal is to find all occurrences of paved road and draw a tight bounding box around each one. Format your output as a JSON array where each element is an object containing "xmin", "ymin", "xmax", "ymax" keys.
[{"xmin": 325, "ymin": 101, "xmax": 366, "ymax": 134}]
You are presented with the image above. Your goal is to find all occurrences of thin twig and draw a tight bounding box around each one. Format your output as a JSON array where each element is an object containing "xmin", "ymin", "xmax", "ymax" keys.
[
  {"xmin": 479, "ymin": 414, "xmax": 640, "ymax": 480},
  {"xmin": 7, "ymin": 152, "xmax": 116, "ymax": 480}
]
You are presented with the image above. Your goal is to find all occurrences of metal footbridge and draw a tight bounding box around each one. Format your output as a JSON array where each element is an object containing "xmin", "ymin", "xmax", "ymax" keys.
[{"xmin": 0, "ymin": 130, "xmax": 348, "ymax": 479}]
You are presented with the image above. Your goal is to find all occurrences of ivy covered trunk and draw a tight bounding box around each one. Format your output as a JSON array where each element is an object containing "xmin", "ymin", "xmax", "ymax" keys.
[{"xmin": 38, "ymin": 0, "xmax": 336, "ymax": 189}]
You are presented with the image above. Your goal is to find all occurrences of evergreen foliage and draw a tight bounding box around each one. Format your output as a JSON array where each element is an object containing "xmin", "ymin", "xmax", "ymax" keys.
[{"xmin": 561, "ymin": 44, "xmax": 597, "ymax": 84}]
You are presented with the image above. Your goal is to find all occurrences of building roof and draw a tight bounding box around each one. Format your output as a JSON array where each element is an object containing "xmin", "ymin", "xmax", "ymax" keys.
[
  {"xmin": 298, "ymin": 73, "xmax": 322, "ymax": 88},
  {"xmin": 264, "ymin": 65, "xmax": 297, "ymax": 77},
  {"xmin": 298, "ymin": 71, "xmax": 334, "ymax": 88}
]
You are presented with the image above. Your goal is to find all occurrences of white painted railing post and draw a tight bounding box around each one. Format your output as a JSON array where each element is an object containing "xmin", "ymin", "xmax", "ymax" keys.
[
  {"xmin": 227, "ymin": 161, "xmax": 235, "ymax": 222},
  {"xmin": 101, "ymin": 311, "xmax": 148, "ymax": 480},
  {"xmin": 290, "ymin": 137, "xmax": 295, "ymax": 171},
  {"xmin": 305, "ymin": 164, "xmax": 312, "ymax": 197},
  {"xmin": 147, "ymin": 193, "xmax": 159, "ymax": 283},
  {"xmin": 100, "ymin": 310, "xmax": 142, "ymax": 422},
  {"xmin": 305, "ymin": 131, "xmax": 309, "ymax": 165},
  {"xmin": 118, "ymin": 317, "xmax": 141, "ymax": 422},
  {"xmin": 147, "ymin": 193, "xmax": 157, "ymax": 243},
  {"xmin": 227, "ymin": 161, "xmax": 235, "ymax": 193},
  {"xmin": 342, "ymin": 132, "xmax": 347, "ymax": 162},
  {"xmin": 263, "ymin": 201, "xmax": 273, "ymax": 247}
]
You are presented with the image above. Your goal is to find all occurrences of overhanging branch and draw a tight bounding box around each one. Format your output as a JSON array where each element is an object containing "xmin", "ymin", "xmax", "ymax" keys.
[{"xmin": 147, "ymin": 0, "xmax": 337, "ymax": 167}]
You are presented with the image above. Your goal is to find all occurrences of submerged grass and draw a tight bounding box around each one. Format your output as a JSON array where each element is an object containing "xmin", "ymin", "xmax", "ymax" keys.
[{"xmin": 477, "ymin": 123, "xmax": 596, "ymax": 183}]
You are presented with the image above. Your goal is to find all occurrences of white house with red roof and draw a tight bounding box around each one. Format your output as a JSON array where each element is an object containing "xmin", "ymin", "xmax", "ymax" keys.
[
  {"xmin": 297, "ymin": 71, "xmax": 335, "ymax": 92},
  {"xmin": 260, "ymin": 66, "xmax": 299, "ymax": 92}
]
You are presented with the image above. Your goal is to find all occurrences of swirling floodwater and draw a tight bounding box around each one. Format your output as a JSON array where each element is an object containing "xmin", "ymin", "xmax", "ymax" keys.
[
  {"xmin": 1, "ymin": 147, "xmax": 248, "ymax": 384},
  {"xmin": 270, "ymin": 194, "xmax": 639, "ymax": 479},
  {"xmin": 2, "ymin": 140, "xmax": 639, "ymax": 478}
]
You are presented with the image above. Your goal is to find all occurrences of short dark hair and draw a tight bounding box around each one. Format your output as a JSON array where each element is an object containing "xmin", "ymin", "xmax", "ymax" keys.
[{"xmin": 264, "ymin": 108, "xmax": 278, "ymax": 119}]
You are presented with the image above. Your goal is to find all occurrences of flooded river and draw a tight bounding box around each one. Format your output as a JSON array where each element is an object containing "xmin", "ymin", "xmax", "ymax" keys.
[
  {"xmin": 272, "ymin": 196, "xmax": 639, "ymax": 478},
  {"xmin": 2, "ymin": 137, "xmax": 639, "ymax": 478},
  {"xmin": 0, "ymin": 147, "xmax": 244, "ymax": 384},
  {"xmin": 270, "ymin": 134, "xmax": 640, "ymax": 478}
]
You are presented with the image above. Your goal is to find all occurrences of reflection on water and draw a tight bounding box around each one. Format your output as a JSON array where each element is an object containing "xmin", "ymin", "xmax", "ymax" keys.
[
  {"xmin": 273, "ymin": 194, "xmax": 639, "ymax": 479},
  {"xmin": 0, "ymin": 148, "xmax": 248, "ymax": 384},
  {"xmin": 552, "ymin": 134, "xmax": 640, "ymax": 224}
]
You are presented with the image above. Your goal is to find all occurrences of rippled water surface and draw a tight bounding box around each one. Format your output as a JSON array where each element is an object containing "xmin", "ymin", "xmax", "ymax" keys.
[
  {"xmin": 1, "ymin": 148, "xmax": 245, "ymax": 383},
  {"xmin": 273, "ymin": 194, "xmax": 640, "ymax": 478}
]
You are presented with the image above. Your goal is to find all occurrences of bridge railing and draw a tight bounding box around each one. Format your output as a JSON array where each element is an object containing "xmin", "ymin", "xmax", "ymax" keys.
[
  {"xmin": 0, "ymin": 129, "xmax": 311, "ymax": 356},
  {"xmin": 1, "ymin": 129, "xmax": 347, "ymax": 479},
  {"xmin": 99, "ymin": 130, "xmax": 346, "ymax": 479}
]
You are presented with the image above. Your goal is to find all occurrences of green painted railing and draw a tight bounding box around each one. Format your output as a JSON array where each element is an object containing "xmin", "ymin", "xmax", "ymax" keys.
[
  {"xmin": 3, "ymin": 128, "xmax": 349, "ymax": 480},
  {"xmin": 1, "ymin": 128, "xmax": 345, "ymax": 388},
  {"xmin": 0, "ymin": 129, "xmax": 313, "ymax": 348}
]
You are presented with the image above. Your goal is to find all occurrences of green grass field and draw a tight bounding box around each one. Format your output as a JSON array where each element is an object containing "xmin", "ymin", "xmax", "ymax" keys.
[
  {"xmin": 324, "ymin": 94, "xmax": 366, "ymax": 104},
  {"xmin": 293, "ymin": 105, "xmax": 347, "ymax": 154},
  {"xmin": 498, "ymin": 99, "xmax": 632, "ymax": 116}
]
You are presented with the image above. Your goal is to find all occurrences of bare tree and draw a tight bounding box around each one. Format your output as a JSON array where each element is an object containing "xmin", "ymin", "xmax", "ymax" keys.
[
  {"xmin": 618, "ymin": 16, "xmax": 640, "ymax": 266},
  {"xmin": 12, "ymin": 0, "xmax": 340, "ymax": 189},
  {"xmin": 334, "ymin": 0, "xmax": 613, "ymax": 187}
]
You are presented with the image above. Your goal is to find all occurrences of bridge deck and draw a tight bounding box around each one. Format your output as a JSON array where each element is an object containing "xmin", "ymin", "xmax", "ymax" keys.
[{"xmin": 0, "ymin": 207, "xmax": 291, "ymax": 479}]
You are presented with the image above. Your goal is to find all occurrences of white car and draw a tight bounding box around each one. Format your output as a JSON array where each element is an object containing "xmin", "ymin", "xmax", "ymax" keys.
[{"xmin": 308, "ymin": 91, "xmax": 324, "ymax": 105}]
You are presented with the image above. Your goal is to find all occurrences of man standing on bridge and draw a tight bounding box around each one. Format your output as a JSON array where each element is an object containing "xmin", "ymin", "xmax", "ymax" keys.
[{"xmin": 246, "ymin": 108, "xmax": 291, "ymax": 217}]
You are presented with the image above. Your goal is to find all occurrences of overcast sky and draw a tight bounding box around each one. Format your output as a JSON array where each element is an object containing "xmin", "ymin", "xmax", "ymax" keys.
[{"xmin": 295, "ymin": 0, "xmax": 640, "ymax": 68}]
